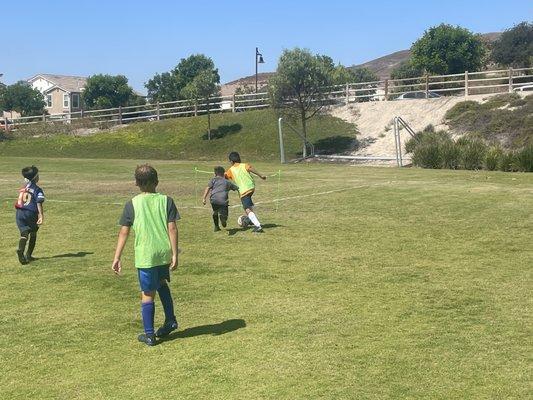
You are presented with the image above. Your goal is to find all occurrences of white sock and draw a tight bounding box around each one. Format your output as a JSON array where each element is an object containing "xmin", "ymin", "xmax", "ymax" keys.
[{"xmin": 248, "ymin": 212, "xmax": 261, "ymax": 228}]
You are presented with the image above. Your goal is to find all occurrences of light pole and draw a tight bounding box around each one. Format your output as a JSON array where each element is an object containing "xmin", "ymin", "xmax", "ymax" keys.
[{"xmin": 255, "ymin": 47, "xmax": 264, "ymax": 93}]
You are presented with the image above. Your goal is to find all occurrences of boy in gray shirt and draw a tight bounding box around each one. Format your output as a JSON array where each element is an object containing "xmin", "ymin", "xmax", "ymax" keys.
[{"xmin": 202, "ymin": 166, "xmax": 239, "ymax": 231}]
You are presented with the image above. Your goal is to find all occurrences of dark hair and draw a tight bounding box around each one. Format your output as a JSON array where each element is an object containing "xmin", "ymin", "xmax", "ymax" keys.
[
  {"xmin": 228, "ymin": 151, "xmax": 241, "ymax": 163},
  {"xmin": 214, "ymin": 166, "xmax": 225, "ymax": 176},
  {"xmin": 22, "ymin": 165, "xmax": 39, "ymax": 181},
  {"xmin": 135, "ymin": 164, "xmax": 158, "ymax": 189}
]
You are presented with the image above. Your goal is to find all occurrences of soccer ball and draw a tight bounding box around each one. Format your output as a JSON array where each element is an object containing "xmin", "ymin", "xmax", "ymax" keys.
[{"xmin": 237, "ymin": 215, "xmax": 251, "ymax": 228}]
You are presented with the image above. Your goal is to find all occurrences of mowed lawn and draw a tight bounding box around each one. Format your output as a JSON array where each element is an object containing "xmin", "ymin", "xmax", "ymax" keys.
[{"xmin": 0, "ymin": 156, "xmax": 531, "ymax": 399}]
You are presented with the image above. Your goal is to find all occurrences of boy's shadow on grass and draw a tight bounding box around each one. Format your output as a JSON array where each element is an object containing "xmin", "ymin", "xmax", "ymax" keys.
[
  {"xmin": 37, "ymin": 251, "xmax": 93, "ymax": 260},
  {"xmin": 162, "ymin": 319, "xmax": 246, "ymax": 341},
  {"xmin": 227, "ymin": 223, "xmax": 282, "ymax": 236}
]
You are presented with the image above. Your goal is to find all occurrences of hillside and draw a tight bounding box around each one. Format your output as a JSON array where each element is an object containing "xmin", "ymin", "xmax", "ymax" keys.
[{"xmin": 0, "ymin": 109, "xmax": 357, "ymax": 161}]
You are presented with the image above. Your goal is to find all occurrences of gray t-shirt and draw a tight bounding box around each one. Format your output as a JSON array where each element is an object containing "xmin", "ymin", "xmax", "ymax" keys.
[
  {"xmin": 208, "ymin": 177, "xmax": 239, "ymax": 205},
  {"xmin": 119, "ymin": 196, "xmax": 180, "ymax": 226}
]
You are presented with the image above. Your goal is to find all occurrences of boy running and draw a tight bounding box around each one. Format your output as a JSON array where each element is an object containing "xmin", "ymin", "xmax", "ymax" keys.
[
  {"xmin": 202, "ymin": 166, "xmax": 239, "ymax": 231},
  {"xmin": 225, "ymin": 151, "xmax": 266, "ymax": 233},
  {"xmin": 15, "ymin": 165, "xmax": 45, "ymax": 265},
  {"xmin": 112, "ymin": 164, "xmax": 180, "ymax": 346}
]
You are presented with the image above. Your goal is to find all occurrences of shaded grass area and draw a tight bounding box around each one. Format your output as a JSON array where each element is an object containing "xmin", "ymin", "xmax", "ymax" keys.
[
  {"xmin": 0, "ymin": 109, "xmax": 357, "ymax": 161},
  {"xmin": 0, "ymin": 157, "xmax": 532, "ymax": 399}
]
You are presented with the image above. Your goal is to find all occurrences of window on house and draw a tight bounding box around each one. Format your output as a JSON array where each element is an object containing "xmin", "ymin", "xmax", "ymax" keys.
[
  {"xmin": 46, "ymin": 94, "xmax": 52, "ymax": 108},
  {"xmin": 72, "ymin": 93, "xmax": 80, "ymax": 109},
  {"xmin": 63, "ymin": 94, "xmax": 70, "ymax": 108}
]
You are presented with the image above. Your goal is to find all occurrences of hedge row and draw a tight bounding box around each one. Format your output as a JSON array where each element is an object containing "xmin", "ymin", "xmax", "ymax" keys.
[{"xmin": 405, "ymin": 127, "xmax": 533, "ymax": 172}]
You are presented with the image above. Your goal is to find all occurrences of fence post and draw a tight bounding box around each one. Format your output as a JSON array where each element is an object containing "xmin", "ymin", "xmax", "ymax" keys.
[
  {"xmin": 118, "ymin": 106, "xmax": 123, "ymax": 124},
  {"xmin": 508, "ymin": 67, "xmax": 513, "ymax": 93},
  {"xmin": 345, "ymin": 84, "xmax": 349, "ymax": 105},
  {"xmin": 384, "ymin": 79, "xmax": 389, "ymax": 101},
  {"xmin": 42, "ymin": 113, "xmax": 46, "ymax": 122},
  {"xmin": 425, "ymin": 74, "xmax": 429, "ymax": 99},
  {"xmin": 156, "ymin": 102, "xmax": 160, "ymax": 121},
  {"xmin": 4, "ymin": 117, "xmax": 9, "ymax": 132},
  {"xmin": 194, "ymin": 103, "xmax": 198, "ymax": 117},
  {"xmin": 80, "ymin": 109, "xmax": 84, "ymax": 119},
  {"xmin": 464, "ymin": 71, "xmax": 469, "ymax": 97},
  {"xmin": 232, "ymin": 94, "xmax": 236, "ymax": 113}
]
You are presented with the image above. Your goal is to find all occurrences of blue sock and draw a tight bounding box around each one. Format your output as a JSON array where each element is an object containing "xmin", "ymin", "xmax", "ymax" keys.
[
  {"xmin": 141, "ymin": 301, "xmax": 155, "ymax": 335},
  {"xmin": 157, "ymin": 284, "xmax": 176, "ymax": 323}
]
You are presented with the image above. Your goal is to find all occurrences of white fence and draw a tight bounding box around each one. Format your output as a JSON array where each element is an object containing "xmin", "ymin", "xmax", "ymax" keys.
[{"xmin": 2, "ymin": 67, "xmax": 532, "ymax": 130}]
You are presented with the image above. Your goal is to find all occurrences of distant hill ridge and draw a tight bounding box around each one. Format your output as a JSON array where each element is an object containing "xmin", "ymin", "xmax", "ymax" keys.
[{"xmin": 221, "ymin": 32, "xmax": 501, "ymax": 94}]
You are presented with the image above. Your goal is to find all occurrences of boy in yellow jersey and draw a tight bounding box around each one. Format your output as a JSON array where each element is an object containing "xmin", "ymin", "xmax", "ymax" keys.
[
  {"xmin": 225, "ymin": 151, "xmax": 266, "ymax": 233},
  {"xmin": 112, "ymin": 165, "xmax": 180, "ymax": 346}
]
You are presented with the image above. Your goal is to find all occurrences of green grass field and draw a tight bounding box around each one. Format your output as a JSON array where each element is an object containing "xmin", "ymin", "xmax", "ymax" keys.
[{"xmin": 0, "ymin": 156, "xmax": 531, "ymax": 399}]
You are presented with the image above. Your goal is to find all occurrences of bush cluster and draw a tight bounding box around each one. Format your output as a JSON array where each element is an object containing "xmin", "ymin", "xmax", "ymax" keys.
[{"xmin": 406, "ymin": 127, "xmax": 533, "ymax": 172}]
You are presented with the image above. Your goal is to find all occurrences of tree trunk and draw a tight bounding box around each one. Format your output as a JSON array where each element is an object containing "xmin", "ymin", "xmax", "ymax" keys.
[
  {"xmin": 301, "ymin": 108, "xmax": 307, "ymax": 158},
  {"xmin": 207, "ymin": 98, "xmax": 211, "ymax": 140}
]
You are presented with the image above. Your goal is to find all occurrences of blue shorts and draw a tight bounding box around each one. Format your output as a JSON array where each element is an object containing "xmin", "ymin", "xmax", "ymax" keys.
[
  {"xmin": 16, "ymin": 209, "xmax": 39, "ymax": 234},
  {"xmin": 137, "ymin": 265, "xmax": 171, "ymax": 292},
  {"xmin": 240, "ymin": 193, "xmax": 254, "ymax": 210}
]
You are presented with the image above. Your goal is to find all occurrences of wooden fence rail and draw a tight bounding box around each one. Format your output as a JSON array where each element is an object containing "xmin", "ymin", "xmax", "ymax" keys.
[{"xmin": 3, "ymin": 67, "xmax": 532, "ymax": 131}]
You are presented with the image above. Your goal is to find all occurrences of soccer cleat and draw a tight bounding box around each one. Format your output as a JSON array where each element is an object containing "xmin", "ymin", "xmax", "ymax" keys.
[
  {"xmin": 138, "ymin": 333, "xmax": 157, "ymax": 346},
  {"xmin": 155, "ymin": 320, "xmax": 178, "ymax": 338},
  {"xmin": 16, "ymin": 250, "xmax": 28, "ymax": 265},
  {"xmin": 220, "ymin": 217, "xmax": 227, "ymax": 228},
  {"xmin": 252, "ymin": 226, "xmax": 264, "ymax": 233},
  {"xmin": 214, "ymin": 226, "xmax": 221, "ymax": 232}
]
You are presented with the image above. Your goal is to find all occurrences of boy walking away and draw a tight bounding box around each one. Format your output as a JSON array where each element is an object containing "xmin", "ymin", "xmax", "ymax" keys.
[
  {"xmin": 112, "ymin": 164, "xmax": 180, "ymax": 346},
  {"xmin": 15, "ymin": 166, "xmax": 45, "ymax": 265},
  {"xmin": 225, "ymin": 151, "xmax": 266, "ymax": 233},
  {"xmin": 202, "ymin": 166, "xmax": 239, "ymax": 232}
]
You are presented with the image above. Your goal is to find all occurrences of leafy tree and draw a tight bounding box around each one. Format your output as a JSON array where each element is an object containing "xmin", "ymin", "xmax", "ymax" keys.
[
  {"xmin": 332, "ymin": 66, "xmax": 378, "ymax": 85},
  {"xmin": 0, "ymin": 81, "xmax": 45, "ymax": 116},
  {"xmin": 492, "ymin": 22, "xmax": 533, "ymax": 68},
  {"xmin": 82, "ymin": 74, "xmax": 134, "ymax": 109},
  {"xmin": 390, "ymin": 60, "xmax": 424, "ymax": 80},
  {"xmin": 182, "ymin": 70, "xmax": 220, "ymax": 140},
  {"xmin": 146, "ymin": 54, "xmax": 220, "ymax": 103},
  {"xmin": 411, "ymin": 24, "xmax": 487, "ymax": 74},
  {"xmin": 269, "ymin": 48, "xmax": 335, "ymax": 156}
]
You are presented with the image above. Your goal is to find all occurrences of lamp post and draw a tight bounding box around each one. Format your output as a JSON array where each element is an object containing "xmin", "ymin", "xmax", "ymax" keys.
[{"xmin": 255, "ymin": 47, "xmax": 264, "ymax": 93}]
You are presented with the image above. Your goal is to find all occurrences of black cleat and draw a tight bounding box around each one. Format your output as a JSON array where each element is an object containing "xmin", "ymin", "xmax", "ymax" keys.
[
  {"xmin": 155, "ymin": 320, "xmax": 178, "ymax": 338},
  {"xmin": 138, "ymin": 333, "xmax": 157, "ymax": 346},
  {"xmin": 220, "ymin": 217, "xmax": 227, "ymax": 228},
  {"xmin": 252, "ymin": 226, "xmax": 264, "ymax": 233},
  {"xmin": 214, "ymin": 226, "xmax": 221, "ymax": 232},
  {"xmin": 17, "ymin": 250, "xmax": 28, "ymax": 265}
]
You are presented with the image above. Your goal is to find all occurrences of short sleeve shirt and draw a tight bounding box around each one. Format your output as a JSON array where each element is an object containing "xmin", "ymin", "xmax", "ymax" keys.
[
  {"xmin": 208, "ymin": 177, "xmax": 239, "ymax": 205},
  {"xmin": 119, "ymin": 196, "xmax": 179, "ymax": 226},
  {"xmin": 15, "ymin": 182, "xmax": 45, "ymax": 213}
]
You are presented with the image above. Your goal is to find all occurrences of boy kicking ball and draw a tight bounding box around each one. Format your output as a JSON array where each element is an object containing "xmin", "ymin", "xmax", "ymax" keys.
[
  {"xmin": 225, "ymin": 151, "xmax": 266, "ymax": 233},
  {"xmin": 15, "ymin": 165, "xmax": 45, "ymax": 265},
  {"xmin": 112, "ymin": 164, "xmax": 180, "ymax": 346}
]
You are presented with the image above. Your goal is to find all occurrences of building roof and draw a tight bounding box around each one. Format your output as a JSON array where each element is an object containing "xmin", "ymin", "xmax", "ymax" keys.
[{"xmin": 28, "ymin": 74, "xmax": 87, "ymax": 93}]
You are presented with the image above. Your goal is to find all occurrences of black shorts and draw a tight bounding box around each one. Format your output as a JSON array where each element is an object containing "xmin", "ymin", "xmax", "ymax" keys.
[
  {"xmin": 16, "ymin": 209, "xmax": 39, "ymax": 234},
  {"xmin": 211, "ymin": 203, "xmax": 229, "ymax": 217},
  {"xmin": 240, "ymin": 193, "xmax": 254, "ymax": 210}
]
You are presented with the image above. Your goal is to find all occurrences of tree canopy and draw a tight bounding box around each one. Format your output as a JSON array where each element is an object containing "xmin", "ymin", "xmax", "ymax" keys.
[
  {"xmin": 146, "ymin": 54, "xmax": 220, "ymax": 103},
  {"xmin": 492, "ymin": 22, "xmax": 533, "ymax": 68},
  {"xmin": 82, "ymin": 74, "xmax": 135, "ymax": 109},
  {"xmin": 391, "ymin": 60, "xmax": 424, "ymax": 80},
  {"xmin": 411, "ymin": 24, "xmax": 487, "ymax": 74},
  {"xmin": 0, "ymin": 82, "xmax": 45, "ymax": 116}
]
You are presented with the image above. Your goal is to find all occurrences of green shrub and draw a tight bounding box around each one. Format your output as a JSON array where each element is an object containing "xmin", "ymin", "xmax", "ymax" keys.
[
  {"xmin": 498, "ymin": 151, "xmax": 518, "ymax": 172},
  {"xmin": 457, "ymin": 138, "xmax": 487, "ymax": 170},
  {"xmin": 515, "ymin": 145, "xmax": 533, "ymax": 172},
  {"xmin": 444, "ymin": 101, "xmax": 480, "ymax": 120},
  {"xmin": 412, "ymin": 143, "xmax": 442, "ymax": 169},
  {"xmin": 484, "ymin": 146, "xmax": 503, "ymax": 171},
  {"xmin": 440, "ymin": 141, "xmax": 460, "ymax": 169},
  {"xmin": 405, "ymin": 128, "xmax": 450, "ymax": 154},
  {"xmin": 481, "ymin": 93, "xmax": 520, "ymax": 110}
]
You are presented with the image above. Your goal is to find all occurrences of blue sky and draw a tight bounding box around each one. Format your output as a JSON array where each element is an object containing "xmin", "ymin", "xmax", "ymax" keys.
[{"xmin": 2, "ymin": 0, "xmax": 531, "ymax": 93}]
